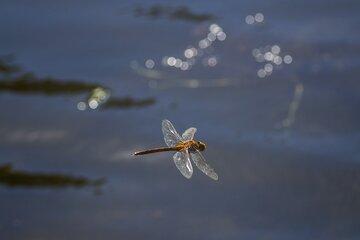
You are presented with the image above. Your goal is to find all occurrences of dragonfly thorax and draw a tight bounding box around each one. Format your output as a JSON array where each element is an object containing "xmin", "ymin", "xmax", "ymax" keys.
[{"xmin": 176, "ymin": 140, "xmax": 206, "ymax": 152}]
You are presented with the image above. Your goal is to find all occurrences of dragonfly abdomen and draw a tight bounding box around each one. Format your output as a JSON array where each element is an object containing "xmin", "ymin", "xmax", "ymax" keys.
[{"xmin": 134, "ymin": 147, "xmax": 178, "ymax": 156}]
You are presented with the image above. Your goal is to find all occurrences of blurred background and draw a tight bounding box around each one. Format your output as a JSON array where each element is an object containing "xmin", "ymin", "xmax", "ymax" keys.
[{"xmin": 1, "ymin": 0, "xmax": 360, "ymax": 239}]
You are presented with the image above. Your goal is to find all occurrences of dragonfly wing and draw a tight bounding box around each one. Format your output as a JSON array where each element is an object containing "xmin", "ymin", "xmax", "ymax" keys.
[
  {"xmin": 182, "ymin": 127, "xmax": 197, "ymax": 141},
  {"xmin": 173, "ymin": 150, "xmax": 193, "ymax": 179},
  {"xmin": 190, "ymin": 149, "xmax": 218, "ymax": 180},
  {"xmin": 162, "ymin": 119, "xmax": 182, "ymax": 147}
]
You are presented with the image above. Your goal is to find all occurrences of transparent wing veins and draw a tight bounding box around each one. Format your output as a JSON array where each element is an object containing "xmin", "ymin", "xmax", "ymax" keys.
[
  {"xmin": 190, "ymin": 149, "xmax": 218, "ymax": 180},
  {"xmin": 162, "ymin": 119, "xmax": 182, "ymax": 147},
  {"xmin": 173, "ymin": 150, "xmax": 193, "ymax": 179},
  {"xmin": 182, "ymin": 127, "xmax": 197, "ymax": 141}
]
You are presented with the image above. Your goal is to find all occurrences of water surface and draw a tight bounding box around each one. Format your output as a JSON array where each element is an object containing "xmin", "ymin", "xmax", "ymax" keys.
[{"xmin": 1, "ymin": 0, "xmax": 360, "ymax": 239}]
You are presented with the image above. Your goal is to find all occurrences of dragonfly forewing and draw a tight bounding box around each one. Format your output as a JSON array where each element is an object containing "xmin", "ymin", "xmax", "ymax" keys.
[
  {"xmin": 189, "ymin": 149, "xmax": 218, "ymax": 180},
  {"xmin": 182, "ymin": 127, "xmax": 197, "ymax": 141},
  {"xmin": 162, "ymin": 119, "xmax": 182, "ymax": 147},
  {"xmin": 173, "ymin": 151, "xmax": 193, "ymax": 179}
]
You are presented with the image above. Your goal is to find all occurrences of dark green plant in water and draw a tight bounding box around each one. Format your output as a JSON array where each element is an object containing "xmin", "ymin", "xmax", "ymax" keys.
[
  {"xmin": 0, "ymin": 73, "xmax": 102, "ymax": 95},
  {"xmin": 0, "ymin": 164, "xmax": 105, "ymax": 188},
  {"xmin": 103, "ymin": 97, "xmax": 156, "ymax": 109},
  {"xmin": 134, "ymin": 5, "xmax": 216, "ymax": 22},
  {"xmin": 0, "ymin": 56, "xmax": 156, "ymax": 109}
]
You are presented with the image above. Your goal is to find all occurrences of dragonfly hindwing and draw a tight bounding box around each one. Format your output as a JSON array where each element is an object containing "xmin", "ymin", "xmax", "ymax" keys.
[
  {"xmin": 189, "ymin": 149, "xmax": 218, "ymax": 180},
  {"xmin": 173, "ymin": 151, "xmax": 193, "ymax": 179}
]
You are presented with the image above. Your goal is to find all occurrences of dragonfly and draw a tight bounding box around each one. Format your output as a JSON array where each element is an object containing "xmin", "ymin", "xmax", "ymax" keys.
[{"xmin": 134, "ymin": 119, "xmax": 218, "ymax": 180}]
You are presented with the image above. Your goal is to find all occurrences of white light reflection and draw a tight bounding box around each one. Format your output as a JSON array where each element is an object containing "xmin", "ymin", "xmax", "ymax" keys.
[
  {"xmin": 184, "ymin": 48, "xmax": 197, "ymax": 58},
  {"xmin": 264, "ymin": 63, "xmax": 273, "ymax": 73},
  {"xmin": 271, "ymin": 45, "xmax": 281, "ymax": 55},
  {"xmin": 89, "ymin": 99, "xmax": 99, "ymax": 109},
  {"xmin": 167, "ymin": 57, "xmax": 176, "ymax": 66},
  {"xmin": 252, "ymin": 44, "xmax": 293, "ymax": 78},
  {"xmin": 273, "ymin": 56, "xmax": 282, "ymax": 65},
  {"xmin": 207, "ymin": 32, "xmax": 216, "ymax": 41},
  {"xmin": 77, "ymin": 102, "xmax": 87, "ymax": 111},
  {"xmin": 184, "ymin": 49, "xmax": 193, "ymax": 58},
  {"xmin": 279, "ymin": 83, "xmax": 304, "ymax": 128},
  {"xmin": 145, "ymin": 59, "xmax": 155, "ymax": 69},
  {"xmin": 246, "ymin": 13, "xmax": 264, "ymax": 24},
  {"xmin": 199, "ymin": 38, "xmax": 211, "ymax": 49},
  {"xmin": 255, "ymin": 53, "xmax": 265, "ymax": 63},
  {"xmin": 254, "ymin": 13, "xmax": 264, "ymax": 23},
  {"xmin": 174, "ymin": 59, "xmax": 182, "ymax": 68},
  {"xmin": 209, "ymin": 24, "xmax": 222, "ymax": 35},
  {"xmin": 252, "ymin": 48, "xmax": 260, "ymax": 57},
  {"xmin": 245, "ymin": 15, "xmax": 255, "ymax": 24},
  {"xmin": 264, "ymin": 52, "xmax": 274, "ymax": 61},
  {"xmin": 146, "ymin": 23, "xmax": 227, "ymax": 73},
  {"xmin": 284, "ymin": 55, "xmax": 293, "ymax": 64},
  {"xmin": 207, "ymin": 57, "xmax": 217, "ymax": 67},
  {"xmin": 87, "ymin": 87, "xmax": 110, "ymax": 110},
  {"xmin": 180, "ymin": 62, "xmax": 190, "ymax": 71},
  {"xmin": 217, "ymin": 32, "xmax": 226, "ymax": 41},
  {"xmin": 257, "ymin": 69, "xmax": 266, "ymax": 78}
]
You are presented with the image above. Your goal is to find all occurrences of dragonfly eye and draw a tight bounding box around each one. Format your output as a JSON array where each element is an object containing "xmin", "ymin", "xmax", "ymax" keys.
[{"xmin": 197, "ymin": 141, "xmax": 206, "ymax": 151}]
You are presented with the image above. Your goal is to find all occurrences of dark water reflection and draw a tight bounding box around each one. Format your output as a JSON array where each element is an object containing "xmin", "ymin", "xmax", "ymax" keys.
[
  {"xmin": 0, "ymin": 164, "xmax": 105, "ymax": 188},
  {"xmin": 134, "ymin": 4, "xmax": 216, "ymax": 22},
  {"xmin": 0, "ymin": 0, "xmax": 360, "ymax": 239},
  {"xmin": 0, "ymin": 58, "xmax": 155, "ymax": 110},
  {"xmin": 0, "ymin": 75, "xmax": 100, "ymax": 95},
  {"xmin": 103, "ymin": 97, "xmax": 155, "ymax": 109}
]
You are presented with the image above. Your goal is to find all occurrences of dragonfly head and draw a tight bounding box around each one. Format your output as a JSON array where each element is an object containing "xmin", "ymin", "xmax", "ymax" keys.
[{"xmin": 196, "ymin": 141, "xmax": 206, "ymax": 151}]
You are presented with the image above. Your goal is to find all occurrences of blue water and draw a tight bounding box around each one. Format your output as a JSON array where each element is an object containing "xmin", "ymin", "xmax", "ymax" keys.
[{"xmin": 1, "ymin": 0, "xmax": 360, "ymax": 239}]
